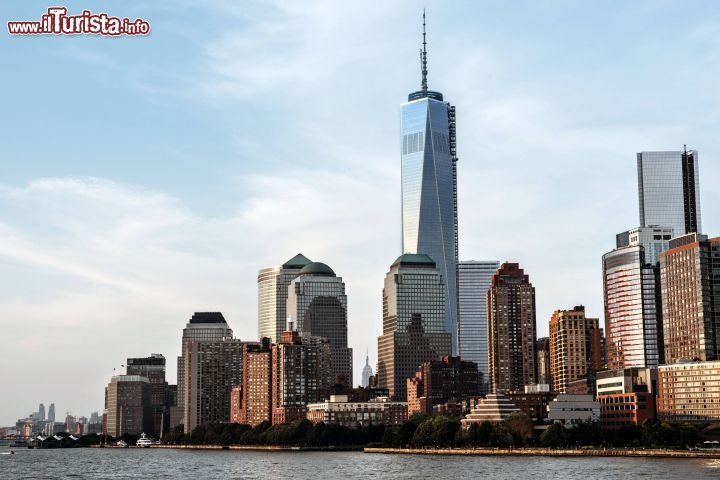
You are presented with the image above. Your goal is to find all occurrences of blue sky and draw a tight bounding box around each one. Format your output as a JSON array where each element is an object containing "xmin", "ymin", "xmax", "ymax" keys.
[{"xmin": 1, "ymin": 0, "xmax": 719, "ymax": 426}]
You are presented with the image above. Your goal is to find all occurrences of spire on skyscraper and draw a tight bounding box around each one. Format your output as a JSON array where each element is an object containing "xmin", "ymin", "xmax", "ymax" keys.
[{"xmin": 421, "ymin": 9, "xmax": 428, "ymax": 93}]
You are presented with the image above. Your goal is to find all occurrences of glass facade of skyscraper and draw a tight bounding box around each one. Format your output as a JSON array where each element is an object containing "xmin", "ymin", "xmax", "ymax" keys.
[
  {"xmin": 377, "ymin": 254, "xmax": 452, "ymax": 400},
  {"xmin": 637, "ymin": 150, "xmax": 701, "ymax": 236},
  {"xmin": 458, "ymin": 260, "xmax": 499, "ymax": 393},
  {"xmin": 603, "ymin": 227, "xmax": 673, "ymax": 369},
  {"xmin": 401, "ymin": 95, "xmax": 459, "ymax": 354},
  {"xmin": 287, "ymin": 262, "xmax": 353, "ymax": 387},
  {"xmin": 257, "ymin": 254, "xmax": 313, "ymax": 343}
]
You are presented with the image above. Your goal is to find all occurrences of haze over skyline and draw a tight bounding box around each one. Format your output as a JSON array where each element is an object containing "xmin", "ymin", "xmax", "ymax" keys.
[{"xmin": 1, "ymin": 0, "xmax": 719, "ymax": 426}]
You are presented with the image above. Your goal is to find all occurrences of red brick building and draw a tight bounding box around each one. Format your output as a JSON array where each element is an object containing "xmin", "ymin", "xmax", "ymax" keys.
[{"xmin": 406, "ymin": 356, "xmax": 478, "ymax": 417}]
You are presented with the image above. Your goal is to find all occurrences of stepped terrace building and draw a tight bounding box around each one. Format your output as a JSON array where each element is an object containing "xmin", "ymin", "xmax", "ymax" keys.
[{"xmin": 461, "ymin": 393, "xmax": 520, "ymax": 427}]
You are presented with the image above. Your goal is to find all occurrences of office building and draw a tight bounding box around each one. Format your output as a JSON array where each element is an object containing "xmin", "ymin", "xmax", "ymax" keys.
[
  {"xmin": 406, "ymin": 356, "xmax": 478, "ymax": 416},
  {"xmin": 547, "ymin": 394, "xmax": 600, "ymax": 426},
  {"xmin": 258, "ymin": 253, "xmax": 313, "ymax": 343},
  {"xmin": 127, "ymin": 354, "xmax": 168, "ymax": 436},
  {"xmin": 657, "ymin": 360, "xmax": 720, "ymax": 422},
  {"xmin": 306, "ymin": 395, "xmax": 407, "ymax": 428},
  {"xmin": 603, "ymin": 226, "xmax": 674, "ymax": 369},
  {"xmin": 361, "ymin": 351, "xmax": 374, "ymax": 388},
  {"xmin": 271, "ymin": 329, "xmax": 333, "ymax": 425},
  {"xmin": 637, "ymin": 149, "xmax": 701, "ymax": 236},
  {"xmin": 458, "ymin": 260, "xmax": 499, "ymax": 393},
  {"xmin": 487, "ymin": 263, "xmax": 537, "ymax": 393},
  {"xmin": 287, "ymin": 261, "xmax": 353, "ymax": 387},
  {"xmin": 178, "ymin": 312, "xmax": 246, "ymax": 433},
  {"xmin": 48, "ymin": 404, "xmax": 55, "ymax": 423},
  {"xmin": 596, "ymin": 367, "xmax": 656, "ymax": 430},
  {"xmin": 105, "ymin": 375, "xmax": 152, "ymax": 437},
  {"xmin": 177, "ymin": 312, "xmax": 234, "ymax": 422},
  {"xmin": 376, "ymin": 254, "xmax": 452, "ymax": 401},
  {"xmin": 506, "ymin": 391, "xmax": 555, "ymax": 423},
  {"xmin": 549, "ymin": 306, "xmax": 603, "ymax": 394},
  {"xmin": 660, "ymin": 233, "xmax": 720, "ymax": 363},
  {"xmin": 400, "ymin": 14, "xmax": 459, "ymax": 354},
  {"xmin": 182, "ymin": 337, "xmax": 245, "ymax": 433}
]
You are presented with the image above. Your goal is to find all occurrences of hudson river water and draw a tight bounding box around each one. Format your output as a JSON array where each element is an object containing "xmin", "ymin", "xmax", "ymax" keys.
[{"xmin": 2, "ymin": 448, "xmax": 720, "ymax": 479}]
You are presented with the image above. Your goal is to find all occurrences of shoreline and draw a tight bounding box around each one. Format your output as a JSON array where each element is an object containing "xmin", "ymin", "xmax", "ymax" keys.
[
  {"xmin": 364, "ymin": 447, "xmax": 720, "ymax": 458},
  {"xmin": 134, "ymin": 444, "xmax": 363, "ymax": 452}
]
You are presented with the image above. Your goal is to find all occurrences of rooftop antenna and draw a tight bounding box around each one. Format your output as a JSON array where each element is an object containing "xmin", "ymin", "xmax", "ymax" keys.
[{"xmin": 421, "ymin": 9, "xmax": 428, "ymax": 93}]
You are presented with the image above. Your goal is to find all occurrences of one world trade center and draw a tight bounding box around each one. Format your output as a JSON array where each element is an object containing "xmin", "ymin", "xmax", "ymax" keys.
[{"xmin": 400, "ymin": 12, "xmax": 459, "ymax": 354}]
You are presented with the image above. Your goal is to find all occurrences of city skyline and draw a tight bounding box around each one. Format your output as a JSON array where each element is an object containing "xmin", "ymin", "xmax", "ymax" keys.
[{"xmin": 1, "ymin": 1, "xmax": 720, "ymax": 425}]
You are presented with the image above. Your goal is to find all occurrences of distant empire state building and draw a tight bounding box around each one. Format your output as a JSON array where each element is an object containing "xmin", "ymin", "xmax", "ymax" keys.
[{"xmin": 400, "ymin": 11, "xmax": 459, "ymax": 354}]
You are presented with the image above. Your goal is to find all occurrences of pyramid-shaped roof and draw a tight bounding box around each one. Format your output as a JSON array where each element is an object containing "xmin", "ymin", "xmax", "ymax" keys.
[{"xmin": 283, "ymin": 253, "xmax": 312, "ymax": 269}]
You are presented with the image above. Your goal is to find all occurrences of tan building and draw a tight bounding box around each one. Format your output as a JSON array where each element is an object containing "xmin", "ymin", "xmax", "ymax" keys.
[
  {"xmin": 657, "ymin": 360, "xmax": 720, "ymax": 422},
  {"xmin": 230, "ymin": 385, "xmax": 242, "ymax": 424},
  {"xmin": 488, "ymin": 263, "xmax": 537, "ymax": 393},
  {"xmin": 660, "ymin": 234, "xmax": 720, "ymax": 363},
  {"xmin": 306, "ymin": 395, "xmax": 407, "ymax": 428},
  {"xmin": 105, "ymin": 375, "xmax": 152, "ymax": 437},
  {"xmin": 549, "ymin": 306, "xmax": 603, "ymax": 394},
  {"xmin": 237, "ymin": 341, "xmax": 273, "ymax": 426}
]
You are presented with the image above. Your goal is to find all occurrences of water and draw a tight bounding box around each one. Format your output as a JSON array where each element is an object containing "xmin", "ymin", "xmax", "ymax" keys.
[{"xmin": 2, "ymin": 448, "xmax": 720, "ymax": 479}]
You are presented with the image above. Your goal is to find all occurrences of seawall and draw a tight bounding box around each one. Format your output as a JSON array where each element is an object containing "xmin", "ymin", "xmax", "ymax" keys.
[{"xmin": 364, "ymin": 447, "xmax": 720, "ymax": 458}]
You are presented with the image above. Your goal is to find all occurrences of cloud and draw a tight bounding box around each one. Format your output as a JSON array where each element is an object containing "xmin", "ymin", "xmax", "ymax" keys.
[{"xmin": 0, "ymin": 171, "xmax": 397, "ymax": 424}]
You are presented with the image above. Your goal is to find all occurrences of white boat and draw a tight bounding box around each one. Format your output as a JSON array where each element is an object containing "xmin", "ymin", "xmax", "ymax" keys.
[
  {"xmin": 116, "ymin": 440, "xmax": 128, "ymax": 448},
  {"xmin": 135, "ymin": 433, "xmax": 158, "ymax": 448}
]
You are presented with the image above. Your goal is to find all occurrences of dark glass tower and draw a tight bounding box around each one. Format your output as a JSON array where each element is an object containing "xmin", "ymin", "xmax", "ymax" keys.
[
  {"xmin": 637, "ymin": 147, "xmax": 701, "ymax": 236},
  {"xmin": 401, "ymin": 12, "xmax": 459, "ymax": 354}
]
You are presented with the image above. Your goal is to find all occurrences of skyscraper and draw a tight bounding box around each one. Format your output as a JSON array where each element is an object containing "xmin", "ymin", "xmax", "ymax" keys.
[
  {"xmin": 182, "ymin": 336, "xmax": 245, "ymax": 433},
  {"xmin": 286, "ymin": 261, "xmax": 353, "ymax": 387},
  {"xmin": 603, "ymin": 226, "xmax": 673, "ymax": 369},
  {"xmin": 637, "ymin": 148, "xmax": 701, "ymax": 236},
  {"xmin": 38, "ymin": 403, "xmax": 45, "ymax": 422},
  {"xmin": 401, "ymin": 13, "xmax": 459, "ymax": 354},
  {"xmin": 458, "ymin": 260, "xmax": 499, "ymax": 393},
  {"xmin": 487, "ymin": 263, "xmax": 537, "ymax": 393},
  {"xmin": 238, "ymin": 340, "xmax": 273, "ymax": 427},
  {"xmin": 660, "ymin": 233, "xmax": 720, "ymax": 363},
  {"xmin": 258, "ymin": 253, "xmax": 313, "ymax": 344},
  {"xmin": 48, "ymin": 403, "xmax": 55, "ymax": 423},
  {"xmin": 361, "ymin": 351, "xmax": 374, "ymax": 388},
  {"xmin": 105, "ymin": 375, "xmax": 152, "ymax": 437},
  {"xmin": 177, "ymin": 312, "xmax": 245, "ymax": 433},
  {"xmin": 127, "ymin": 354, "xmax": 168, "ymax": 436},
  {"xmin": 177, "ymin": 312, "xmax": 234, "ymax": 421},
  {"xmin": 549, "ymin": 306, "xmax": 603, "ymax": 394},
  {"xmin": 271, "ymin": 329, "xmax": 332, "ymax": 424},
  {"xmin": 376, "ymin": 254, "xmax": 452, "ymax": 400}
]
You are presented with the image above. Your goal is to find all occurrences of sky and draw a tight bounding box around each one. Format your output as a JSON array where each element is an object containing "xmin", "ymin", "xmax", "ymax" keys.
[{"xmin": 1, "ymin": 0, "xmax": 719, "ymax": 426}]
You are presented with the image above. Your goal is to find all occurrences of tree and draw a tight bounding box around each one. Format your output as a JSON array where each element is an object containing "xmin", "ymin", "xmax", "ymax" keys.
[
  {"xmin": 540, "ymin": 422, "xmax": 568, "ymax": 448},
  {"xmin": 395, "ymin": 421, "xmax": 417, "ymax": 447},
  {"xmin": 504, "ymin": 412, "xmax": 534, "ymax": 446},
  {"xmin": 431, "ymin": 416, "xmax": 460, "ymax": 447},
  {"xmin": 411, "ymin": 420, "xmax": 434, "ymax": 447}
]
